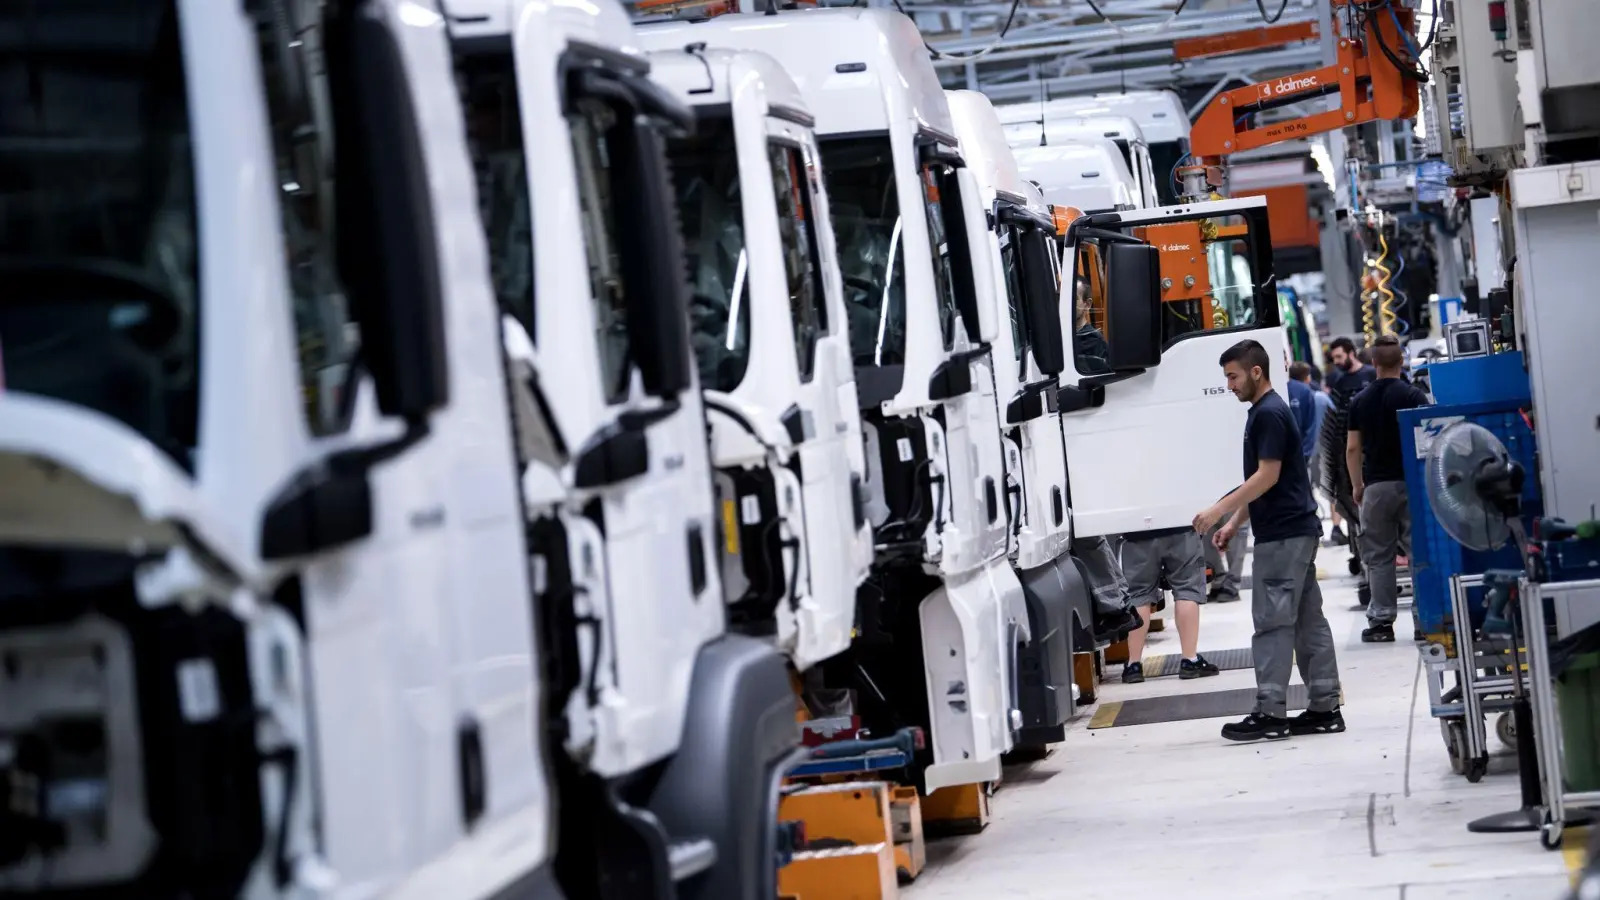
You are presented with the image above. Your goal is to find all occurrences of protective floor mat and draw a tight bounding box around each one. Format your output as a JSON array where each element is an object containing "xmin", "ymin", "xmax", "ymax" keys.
[
  {"xmin": 1141, "ymin": 647, "xmax": 1253, "ymax": 679},
  {"xmin": 1088, "ymin": 685, "xmax": 1310, "ymax": 729}
]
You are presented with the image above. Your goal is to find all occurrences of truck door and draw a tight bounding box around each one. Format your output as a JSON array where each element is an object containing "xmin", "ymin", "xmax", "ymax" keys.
[{"xmin": 1059, "ymin": 197, "xmax": 1289, "ymax": 539}]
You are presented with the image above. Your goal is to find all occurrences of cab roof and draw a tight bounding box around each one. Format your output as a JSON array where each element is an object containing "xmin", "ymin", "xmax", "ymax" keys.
[
  {"xmin": 638, "ymin": 37, "xmax": 810, "ymax": 120},
  {"xmin": 444, "ymin": 0, "xmax": 643, "ymax": 58},
  {"xmin": 635, "ymin": 8, "xmax": 954, "ymax": 140},
  {"xmin": 946, "ymin": 90, "xmax": 1032, "ymax": 209},
  {"xmin": 999, "ymin": 114, "xmax": 1148, "ymax": 152},
  {"xmin": 995, "ymin": 90, "xmax": 1188, "ymax": 145},
  {"xmin": 1012, "ymin": 140, "xmax": 1136, "ymax": 213}
]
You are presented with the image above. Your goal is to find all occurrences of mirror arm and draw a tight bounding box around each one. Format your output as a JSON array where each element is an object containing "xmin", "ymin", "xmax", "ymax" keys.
[
  {"xmin": 324, "ymin": 419, "xmax": 431, "ymax": 475},
  {"xmin": 1073, "ymin": 226, "xmax": 1146, "ymax": 246},
  {"xmin": 618, "ymin": 400, "xmax": 682, "ymax": 432},
  {"xmin": 1077, "ymin": 369, "xmax": 1144, "ymax": 389}
]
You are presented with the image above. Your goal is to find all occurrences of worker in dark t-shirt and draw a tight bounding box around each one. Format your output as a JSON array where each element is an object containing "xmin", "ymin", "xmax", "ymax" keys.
[
  {"xmin": 1194, "ymin": 339, "xmax": 1343, "ymax": 742},
  {"xmin": 1346, "ymin": 334, "xmax": 1431, "ymax": 643}
]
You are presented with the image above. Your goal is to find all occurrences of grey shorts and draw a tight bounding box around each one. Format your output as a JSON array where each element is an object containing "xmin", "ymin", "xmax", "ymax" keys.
[{"xmin": 1121, "ymin": 530, "xmax": 1208, "ymax": 607}]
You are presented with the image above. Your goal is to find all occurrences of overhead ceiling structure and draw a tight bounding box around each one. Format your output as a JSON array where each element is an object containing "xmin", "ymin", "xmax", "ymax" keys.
[{"xmin": 893, "ymin": 0, "xmax": 1331, "ymax": 125}]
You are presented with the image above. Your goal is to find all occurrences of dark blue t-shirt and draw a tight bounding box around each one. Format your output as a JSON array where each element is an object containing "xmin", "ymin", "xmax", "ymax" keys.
[
  {"xmin": 1286, "ymin": 378, "xmax": 1316, "ymax": 460},
  {"xmin": 1331, "ymin": 363, "xmax": 1377, "ymax": 399},
  {"xmin": 1244, "ymin": 389, "xmax": 1321, "ymax": 543}
]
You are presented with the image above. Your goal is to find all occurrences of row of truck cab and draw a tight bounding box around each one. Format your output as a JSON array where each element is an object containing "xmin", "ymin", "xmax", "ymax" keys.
[{"xmin": 0, "ymin": 0, "xmax": 1291, "ymax": 897}]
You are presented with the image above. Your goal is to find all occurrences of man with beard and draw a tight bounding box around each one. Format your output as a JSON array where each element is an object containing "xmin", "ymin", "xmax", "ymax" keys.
[
  {"xmin": 1194, "ymin": 339, "xmax": 1343, "ymax": 742},
  {"xmin": 1323, "ymin": 337, "xmax": 1376, "ymax": 545}
]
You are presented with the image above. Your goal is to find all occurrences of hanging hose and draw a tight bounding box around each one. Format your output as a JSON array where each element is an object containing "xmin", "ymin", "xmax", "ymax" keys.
[{"xmin": 1375, "ymin": 234, "xmax": 1398, "ymax": 337}]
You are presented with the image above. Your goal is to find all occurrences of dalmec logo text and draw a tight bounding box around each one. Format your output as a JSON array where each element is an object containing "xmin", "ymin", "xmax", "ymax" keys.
[{"xmin": 1264, "ymin": 74, "xmax": 1319, "ymax": 95}]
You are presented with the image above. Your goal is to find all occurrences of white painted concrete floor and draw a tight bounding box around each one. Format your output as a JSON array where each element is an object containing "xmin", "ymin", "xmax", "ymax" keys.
[{"xmin": 906, "ymin": 541, "xmax": 1575, "ymax": 900}]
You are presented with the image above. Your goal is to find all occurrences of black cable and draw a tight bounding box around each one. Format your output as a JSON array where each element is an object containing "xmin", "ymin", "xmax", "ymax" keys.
[
  {"xmin": 1418, "ymin": 0, "xmax": 1439, "ymax": 52},
  {"xmin": 1255, "ymin": 0, "xmax": 1289, "ymax": 24},
  {"xmin": 900, "ymin": 0, "xmax": 1023, "ymax": 61}
]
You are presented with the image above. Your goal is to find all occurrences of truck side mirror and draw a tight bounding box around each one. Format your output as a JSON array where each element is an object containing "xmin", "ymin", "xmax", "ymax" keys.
[
  {"xmin": 1102, "ymin": 241, "xmax": 1162, "ymax": 371},
  {"xmin": 330, "ymin": 0, "xmax": 448, "ymax": 420},
  {"xmin": 618, "ymin": 114, "xmax": 695, "ymax": 399},
  {"xmin": 1019, "ymin": 230, "xmax": 1065, "ymax": 376}
]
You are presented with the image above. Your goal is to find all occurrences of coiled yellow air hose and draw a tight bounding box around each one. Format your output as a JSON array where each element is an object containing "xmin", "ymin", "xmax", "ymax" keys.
[{"xmin": 1374, "ymin": 234, "xmax": 1398, "ymax": 337}]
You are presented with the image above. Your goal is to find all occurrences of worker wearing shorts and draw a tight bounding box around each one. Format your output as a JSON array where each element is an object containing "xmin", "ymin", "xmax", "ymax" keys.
[
  {"xmin": 1118, "ymin": 528, "xmax": 1219, "ymax": 683},
  {"xmin": 1072, "ymin": 533, "xmax": 1142, "ymax": 641}
]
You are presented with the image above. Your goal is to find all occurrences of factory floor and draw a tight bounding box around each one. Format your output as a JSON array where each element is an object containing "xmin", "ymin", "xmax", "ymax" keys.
[{"xmin": 906, "ymin": 542, "xmax": 1581, "ymax": 900}]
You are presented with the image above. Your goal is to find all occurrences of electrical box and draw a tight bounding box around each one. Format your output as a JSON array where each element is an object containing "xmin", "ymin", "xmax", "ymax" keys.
[
  {"xmin": 1510, "ymin": 161, "xmax": 1600, "ymax": 524},
  {"xmin": 1456, "ymin": 0, "xmax": 1522, "ymax": 151}
]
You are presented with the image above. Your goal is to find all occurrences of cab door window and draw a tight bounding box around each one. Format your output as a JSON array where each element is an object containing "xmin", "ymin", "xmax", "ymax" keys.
[
  {"xmin": 567, "ymin": 98, "xmax": 634, "ymax": 405},
  {"xmin": 666, "ymin": 118, "xmax": 750, "ymax": 393},
  {"xmin": 918, "ymin": 163, "xmax": 961, "ymax": 350},
  {"xmin": 768, "ymin": 143, "xmax": 828, "ymax": 382}
]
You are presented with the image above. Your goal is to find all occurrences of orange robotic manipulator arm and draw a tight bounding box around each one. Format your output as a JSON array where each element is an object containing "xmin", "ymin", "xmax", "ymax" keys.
[{"xmin": 1177, "ymin": 0, "xmax": 1421, "ymax": 201}]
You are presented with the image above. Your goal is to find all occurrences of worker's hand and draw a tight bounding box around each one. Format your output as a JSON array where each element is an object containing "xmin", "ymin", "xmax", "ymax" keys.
[
  {"xmin": 1352, "ymin": 483, "xmax": 1365, "ymax": 506},
  {"xmin": 1192, "ymin": 504, "xmax": 1225, "ymax": 535},
  {"xmin": 1213, "ymin": 523, "xmax": 1236, "ymax": 552}
]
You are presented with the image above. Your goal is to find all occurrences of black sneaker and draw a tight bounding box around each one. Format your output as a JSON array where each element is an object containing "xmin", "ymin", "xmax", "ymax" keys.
[
  {"xmin": 1179, "ymin": 655, "xmax": 1220, "ymax": 680},
  {"xmin": 1289, "ymin": 709, "xmax": 1347, "ymax": 735},
  {"xmin": 1329, "ymin": 525, "xmax": 1348, "ymax": 546},
  {"xmin": 1121, "ymin": 662, "xmax": 1145, "ymax": 684},
  {"xmin": 1362, "ymin": 623, "xmax": 1396, "ymax": 643},
  {"xmin": 1213, "ymin": 590, "xmax": 1241, "ymax": 604},
  {"xmin": 1221, "ymin": 713, "xmax": 1290, "ymax": 742}
]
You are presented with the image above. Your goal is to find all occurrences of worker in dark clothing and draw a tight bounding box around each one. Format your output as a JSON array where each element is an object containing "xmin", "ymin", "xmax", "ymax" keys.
[
  {"xmin": 1195, "ymin": 339, "xmax": 1343, "ymax": 741},
  {"xmin": 1324, "ymin": 336, "xmax": 1376, "ymax": 545},
  {"xmin": 1328, "ymin": 336, "xmax": 1377, "ymax": 396},
  {"xmin": 1345, "ymin": 334, "xmax": 1431, "ymax": 643},
  {"xmin": 1074, "ymin": 280, "xmax": 1111, "ymax": 374}
]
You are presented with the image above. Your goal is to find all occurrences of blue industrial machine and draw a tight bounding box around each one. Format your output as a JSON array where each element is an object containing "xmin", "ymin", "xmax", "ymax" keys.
[{"xmin": 1400, "ymin": 354, "xmax": 1540, "ymax": 637}]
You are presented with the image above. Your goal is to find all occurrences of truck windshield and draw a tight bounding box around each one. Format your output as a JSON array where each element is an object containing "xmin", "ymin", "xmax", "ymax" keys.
[
  {"xmin": 0, "ymin": 0, "xmax": 199, "ymax": 466},
  {"xmin": 817, "ymin": 137, "xmax": 905, "ymax": 368},
  {"xmin": 666, "ymin": 118, "xmax": 750, "ymax": 394}
]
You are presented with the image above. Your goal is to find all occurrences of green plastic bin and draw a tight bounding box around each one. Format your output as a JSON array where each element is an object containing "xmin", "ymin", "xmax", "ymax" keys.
[{"xmin": 1558, "ymin": 651, "xmax": 1600, "ymax": 793}]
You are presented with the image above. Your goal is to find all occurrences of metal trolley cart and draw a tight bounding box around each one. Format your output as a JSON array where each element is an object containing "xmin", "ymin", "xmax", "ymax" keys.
[{"xmin": 1422, "ymin": 573, "xmax": 1520, "ymax": 782}]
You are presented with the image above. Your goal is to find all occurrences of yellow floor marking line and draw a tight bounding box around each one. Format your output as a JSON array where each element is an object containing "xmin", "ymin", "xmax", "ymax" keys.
[
  {"xmin": 1087, "ymin": 701, "xmax": 1123, "ymax": 730},
  {"xmin": 1564, "ymin": 826, "xmax": 1590, "ymax": 884}
]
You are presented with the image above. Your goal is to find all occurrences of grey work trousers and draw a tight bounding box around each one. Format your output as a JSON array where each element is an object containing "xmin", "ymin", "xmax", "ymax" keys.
[
  {"xmin": 1250, "ymin": 535, "xmax": 1342, "ymax": 717},
  {"xmin": 1203, "ymin": 521, "xmax": 1251, "ymax": 599},
  {"xmin": 1359, "ymin": 481, "xmax": 1412, "ymax": 626},
  {"xmin": 1072, "ymin": 534, "xmax": 1132, "ymax": 616}
]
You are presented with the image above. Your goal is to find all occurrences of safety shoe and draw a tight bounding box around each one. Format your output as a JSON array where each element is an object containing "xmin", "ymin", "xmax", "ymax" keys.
[
  {"xmin": 1179, "ymin": 655, "xmax": 1220, "ymax": 680},
  {"xmin": 1221, "ymin": 713, "xmax": 1290, "ymax": 742},
  {"xmin": 1328, "ymin": 525, "xmax": 1349, "ymax": 546},
  {"xmin": 1362, "ymin": 623, "xmax": 1396, "ymax": 643},
  {"xmin": 1121, "ymin": 662, "xmax": 1145, "ymax": 684},
  {"xmin": 1288, "ymin": 709, "xmax": 1347, "ymax": 736}
]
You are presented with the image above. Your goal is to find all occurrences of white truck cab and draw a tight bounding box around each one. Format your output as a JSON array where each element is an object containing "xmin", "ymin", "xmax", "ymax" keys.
[
  {"xmin": 1056, "ymin": 196, "xmax": 1291, "ymax": 542},
  {"xmin": 946, "ymin": 90, "xmax": 1092, "ymax": 747},
  {"xmin": 1001, "ymin": 114, "xmax": 1162, "ymax": 209},
  {"xmin": 639, "ymin": 39, "xmax": 873, "ymax": 671},
  {"xmin": 1013, "ymin": 139, "xmax": 1141, "ymax": 215},
  {"xmin": 645, "ymin": 7, "xmax": 1023, "ymax": 794},
  {"xmin": 1, "ymin": 0, "xmax": 560, "ymax": 895},
  {"xmin": 446, "ymin": 1, "xmax": 799, "ymax": 897},
  {"xmin": 998, "ymin": 91, "xmax": 1191, "ymax": 205}
]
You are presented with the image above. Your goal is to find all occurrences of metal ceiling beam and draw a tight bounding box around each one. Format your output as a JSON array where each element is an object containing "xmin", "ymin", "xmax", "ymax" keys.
[
  {"xmin": 919, "ymin": 0, "xmax": 1317, "ymax": 62},
  {"xmin": 969, "ymin": 44, "xmax": 1324, "ymax": 101}
]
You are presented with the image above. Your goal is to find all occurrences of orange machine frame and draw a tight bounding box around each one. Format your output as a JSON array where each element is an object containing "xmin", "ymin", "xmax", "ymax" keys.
[
  {"xmin": 1186, "ymin": 1, "xmax": 1419, "ymax": 168},
  {"xmin": 1172, "ymin": 21, "xmax": 1318, "ymax": 61}
]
